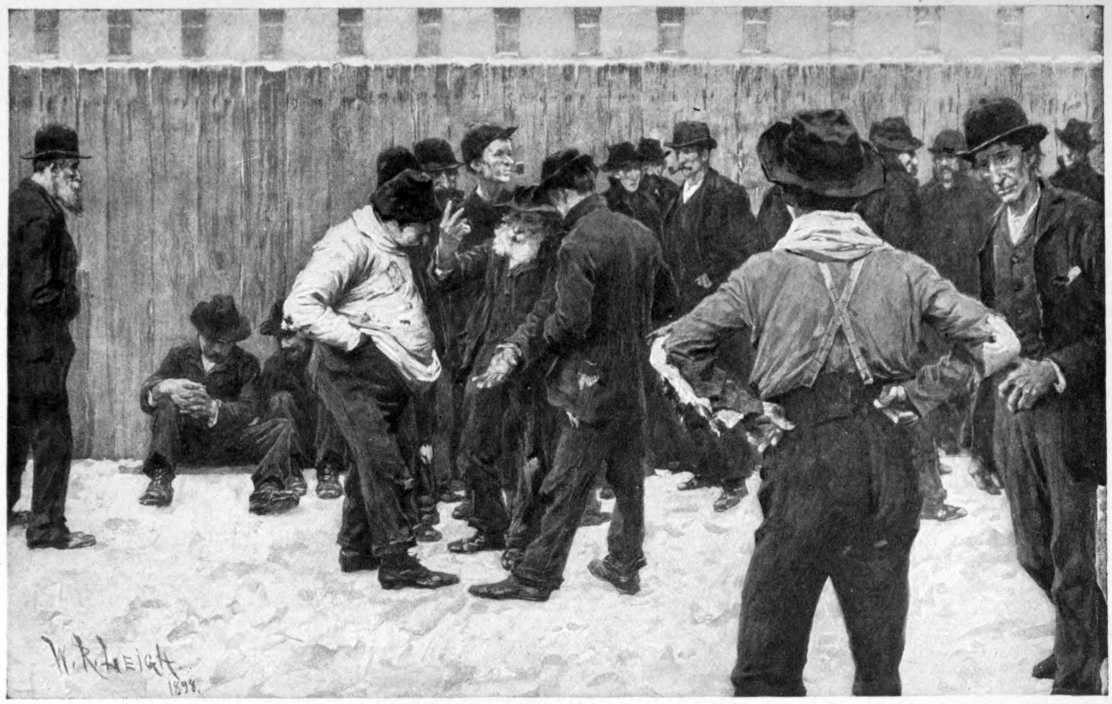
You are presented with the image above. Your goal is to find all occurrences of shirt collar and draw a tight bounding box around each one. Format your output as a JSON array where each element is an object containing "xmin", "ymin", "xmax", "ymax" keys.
[{"xmin": 351, "ymin": 205, "xmax": 403, "ymax": 254}]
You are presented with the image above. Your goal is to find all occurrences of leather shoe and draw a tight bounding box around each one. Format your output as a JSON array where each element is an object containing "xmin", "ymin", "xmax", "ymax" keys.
[
  {"xmin": 315, "ymin": 466, "xmax": 344, "ymax": 499},
  {"xmin": 414, "ymin": 524, "xmax": 442, "ymax": 543},
  {"xmin": 451, "ymin": 499, "xmax": 473, "ymax": 521},
  {"xmin": 580, "ymin": 509, "xmax": 611, "ymax": 527},
  {"xmin": 287, "ymin": 470, "xmax": 308, "ymax": 497},
  {"xmin": 28, "ymin": 531, "xmax": 96, "ymax": 550},
  {"xmin": 920, "ymin": 502, "xmax": 967, "ymax": 522},
  {"xmin": 969, "ymin": 460, "xmax": 1003, "ymax": 495},
  {"xmin": 378, "ymin": 555, "xmax": 459, "ymax": 590},
  {"xmin": 438, "ymin": 488, "xmax": 465, "ymax": 503},
  {"xmin": 1032, "ymin": 653, "xmax": 1056, "ymax": 680},
  {"xmin": 249, "ymin": 484, "xmax": 300, "ymax": 515},
  {"xmin": 448, "ymin": 531, "xmax": 505, "ymax": 554},
  {"xmin": 713, "ymin": 485, "xmax": 747, "ymax": 512},
  {"xmin": 469, "ymin": 576, "xmax": 551, "ymax": 602},
  {"xmin": 587, "ymin": 557, "xmax": 640, "ymax": 595},
  {"xmin": 8, "ymin": 510, "xmax": 31, "ymax": 528},
  {"xmin": 339, "ymin": 548, "xmax": 380, "ymax": 573},
  {"xmin": 500, "ymin": 547, "xmax": 525, "ymax": 571},
  {"xmin": 138, "ymin": 472, "xmax": 174, "ymax": 507},
  {"xmin": 677, "ymin": 475, "xmax": 714, "ymax": 491}
]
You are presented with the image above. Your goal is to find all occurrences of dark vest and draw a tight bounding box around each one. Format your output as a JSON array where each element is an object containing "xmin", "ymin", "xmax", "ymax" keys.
[{"xmin": 991, "ymin": 211, "xmax": 1044, "ymax": 357}]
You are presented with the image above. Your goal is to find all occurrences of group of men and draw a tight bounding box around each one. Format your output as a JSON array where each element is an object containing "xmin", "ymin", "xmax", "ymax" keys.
[{"xmin": 8, "ymin": 93, "xmax": 1105, "ymax": 694}]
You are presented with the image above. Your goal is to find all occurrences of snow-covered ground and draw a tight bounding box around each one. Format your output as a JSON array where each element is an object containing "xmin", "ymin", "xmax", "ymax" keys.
[{"xmin": 5, "ymin": 453, "xmax": 1102, "ymax": 698}]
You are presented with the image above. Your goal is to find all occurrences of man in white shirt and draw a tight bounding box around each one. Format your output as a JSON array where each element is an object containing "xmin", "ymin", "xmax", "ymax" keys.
[{"xmin": 284, "ymin": 170, "xmax": 459, "ymax": 591}]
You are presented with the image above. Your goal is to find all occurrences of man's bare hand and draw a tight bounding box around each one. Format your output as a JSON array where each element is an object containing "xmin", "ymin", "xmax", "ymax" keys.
[
  {"xmin": 472, "ymin": 345, "xmax": 520, "ymax": 389},
  {"xmin": 435, "ymin": 200, "xmax": 471, "ymax": 269},
  {"xmin": 874, "ymin": 384, "xmax": 919, "ymax": 426},
  {"xmin": 694, "ymin": 273, "xmax": 713, "ymax": 289},
  {"xmin": 999, "ymin": 358, "xmax": 1057, "ymax": 412},
  {"xmin": 742, "ymin": 402, "xmax": 795, "ymax": 451},
  {"xmin": 157, "ymin": 379, "xmax": 208, "ymax": 409}
]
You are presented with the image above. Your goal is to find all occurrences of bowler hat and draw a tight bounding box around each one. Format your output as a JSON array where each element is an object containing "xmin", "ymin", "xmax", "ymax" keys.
[
  {"xmin": 461, "ymin": 124, "xmax": 518, "ymax": 167},
  {"xmin": 665, "ymin": 121, "xmax": 718, "ymax": 151},
  {"xmin": 259, "ymin": 300, "xmax": 292, "ymax": 337},
  {"xmin": 507, "ymin": 185, "xmax": 560, "ymax": 216},
  {"xmin": 1055, "ymin": 118, "xmax": 1096, "ymax": 152},
  {"xmin": 601, "ymin": 142, "xmax": 640, "ymax": 171},
  {"xmin": 20, "ymin": 123, "xmax": 92, "ymax": 161},
  {"xmin": 538, "ymin": 149, "xmax": 598, "ymax": 193},
  {"xmin": 376, "ymin": 146, "xmax": 420, "ymax": 188},
  {"xmin": 636, "ymin": 138, "xmax": 669, "ymax": 163},
  {"xmin": 414, "ymin": 138, "xmax": 463, "ymax": 172},
  {"xmin": 959, "ymin": 96, "xmax": 1048, "ymax": 160},
  {"xmin": 927, "ymin": 129, "xmax": 967, "ymax": 155},
  {"xmin": 190, "ymin": 294, "xmax": 251, "ymax": 343},
  {"xmin": 869, "ymin": 117, "xmax": 923, "ymax": 153},
  {"xmin": 371, "ymin": 169, "xmax": 442, "ymax": 224},
  {"xmin": 757, "ymin": 109, "xmax": 885, "ymax": 199}
]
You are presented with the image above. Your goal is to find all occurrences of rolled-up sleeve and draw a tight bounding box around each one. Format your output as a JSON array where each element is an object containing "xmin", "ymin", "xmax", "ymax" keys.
[{"xmin": 284, "ymin": 231, "xmax": 366, "ymax": 352}]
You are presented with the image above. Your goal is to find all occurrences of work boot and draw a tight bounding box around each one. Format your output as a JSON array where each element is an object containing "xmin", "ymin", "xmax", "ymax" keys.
[
  {"xmin": 139, "ymin": 468, "xmax": 174, "ymax": 507},
  {"xmin": 920, "ymin": 501, "xmax": 967, "ymax": 522},
  {"xmin": 249, "ymin": 483, "xmax": 300, "ymax": 515},
  {"xmin": 378, "ymin": 553, "xmax": 459, "ymax": 590},
  {"xmin": 448, "ymin": 531, "xmax": 505, "ymax": 554},
  {"xmin": 452, "ymin": 498, "xmax": 473, "ymax": 521},
  {"xmin": 414, "ymin": 524, "xmax": 442, "ymax": 543},
  {"xmin": 587, "ymin": 556, "xmax": 641, "ymax": 595},
  {"xmin": 7, "ymin": 510, "xmax": 31, "ymax": 529},
  {"xmin": 676, "ymin": 475, "xmax": 715, "ymax": 491},
  {"xmin": 1031, "ymin": 653, "xmax": 1056, "ymax": 680},
  {"xmin": 287, "ymin": 469, "xmax": 308, "ymax": 497},
  {"xmin": 468, "ymin": 576, "xmax": 551, "ymax": 602},
  {"xmin": 315, "ymin": 465, "xmax": 344, "ymax": 499},
  {"xmin": 338, "ymin": 548, "xmax": 380, "ymax": 573},
  {"xmin": 27, "ymin": 531, "xmax": 97, "ymax": 550},
  {"xmin": 969, "ymin": 457, "xmax": 1003, "ymax": 495},
  {"xmin": 713, "ymin": 484, "xmax": 747, "ymax": 512}
]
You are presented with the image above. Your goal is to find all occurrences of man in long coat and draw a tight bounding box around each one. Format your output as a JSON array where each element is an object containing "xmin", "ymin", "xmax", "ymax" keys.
[
  {"xmin": 1048, "ymin": 118, "xmax": 1103, "ymax": 205},
  {"xmin": 858, "ymin": 116, "xmax": 923, "ymax": 250},
  {"xmin": 8, "ymin": 124, "xmax": 96, "ymax": 550}
]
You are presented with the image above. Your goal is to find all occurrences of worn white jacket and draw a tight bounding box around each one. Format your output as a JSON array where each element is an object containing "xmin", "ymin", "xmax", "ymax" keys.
[{"xmin": 284, "ymin": 205, "xmax": 441, "ymax": 387}]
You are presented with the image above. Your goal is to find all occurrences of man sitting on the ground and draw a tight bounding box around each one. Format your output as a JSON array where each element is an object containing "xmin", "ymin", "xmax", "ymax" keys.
[{"xmin": 137, "ymin": 295, "xmax": 301, "ymax": 515}]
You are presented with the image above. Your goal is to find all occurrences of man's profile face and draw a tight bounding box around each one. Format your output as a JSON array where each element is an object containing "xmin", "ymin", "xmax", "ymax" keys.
[
  {"xmin": 198, "ymin": 334, "xmax": 234, "ymax": 363},
  {"xmin": 431, "ymin": 169, "xmax": 458, "ymax": 192},
  {"xmin": 975, "ymin": 142, "xmax": 1032, "ymax": 205},
  {"xmin": 616, "ymin": 165, "xmax": 643, "ymax": 193},
  {"xmin": 675, "ymin": 147, "xmax": 709, "ymax": 181},
  {"xmin": 49, "ymin": 159, "xmax": 83, "ymax": 214},
  {"xmin": 897, "ymin": 151, "xmax": 918, "ymax": 178},
  {"xmin": 472, "ymin": 139, "xmax": 514, "ymax": 184}
]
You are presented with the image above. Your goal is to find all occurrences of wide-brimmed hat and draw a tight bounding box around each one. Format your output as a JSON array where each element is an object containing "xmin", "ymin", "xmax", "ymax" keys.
[
  {"xmin": 371, "ymin": 169, "xmax": 442, "ymax": 224},
  {"xmin": 507, "ymin": 185, "xmax": 561, "ymax": 216},
  {"xmin": 190, "ymin": 294, "xmax": 251, "ymax": 343},
  {"xmin": 636, "ymin": 137, "xmax": 669, "ymax": 163},
  {"xmin": 461, "ymin": 124, "xmax": 518, "ymax": 167},
  {"xmin": 414, "ymin": 138, "xmax": 463, "ymax": 172},
  {"xmin": 1055, "ymin": 118, "xmax": 1096, "ymax": 152},
  {"xmin": 927, "ymin": 129, "xmax": 967, "ymax": 155},
  {"xmin": 376, "ymin": 146, "xmax": 420, "ymax": 187},
  {"xmin": 664, "ymin": 121, "xmax": 717, "ymax": 150},
  {"xmin": 538, "ymin": 149, "xmax": 598, "ymax": 193},
  {"xmin": 959, "ymin": 96, "xmax": 1048, "ymax": 160},
  {"xmin": 601, "ymin": 141, "xmax": 640, "ymax": 171},
  {"xmin": 869, "ymin": 117, "xmax": 923, "ymax": 153},
  {"xmin": 259, "ymin": 300, "xmax": 293, "ymax": 337},
  {"xmin": 20, "ymin": 123, "xmax": 92, "ymax": 161},
  {"xmin": 757, "ymin": 109, "xmax": 885, "ymax": 199}
]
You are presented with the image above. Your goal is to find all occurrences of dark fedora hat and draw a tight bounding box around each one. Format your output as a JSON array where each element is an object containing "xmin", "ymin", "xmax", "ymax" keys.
[
  {"xmin": 371, "ymin": 169, "xmax": 442, "ymax": 224},
  {"xmin": 376, "ymin": 146, "xmax": 421, "ymax": 188},
  {"xmin": 665, "ymin": 121, "xmax": 718, "ymax": 151},
  {"xmin": 259, "ymin": 300, "xmax": 293, "ymax": 337},
  {"xmin": 927, "ymin": 129, "xmax": 967, "ymax": 155},
  {"xmin": 507, "ymin": 184, "xmax": 561, "ymax": 216},
  {"xmin": 636, "ymin": 137, "xmax": 669, "ymax": 163},
  {"xmin": 869, "ymin": 117, "xmax": 923, "ymax": 153},
  {"xmin": 461, "ymin": 123, "xmax": 518, "ymax": 167},
  {"xmin": 1055, "ymin": 118, "xmax": 1096, "ymax": 152},
  {"xmin": 757, "ymin": 109, "xmax": 885, "ymax": 199},
  {"xmin": 601, "ymin": 141, "xmax": 641, "ymax": 171},
  {"xmin": 20, "ymin": 123, "xmax": 92, "ymax": 161},
  {"xmin": 538, "ymin": 149, "xmax": 598, "ymax": 193},
  {"xmin": 414, "ymin": 138, "xmax": 463, "ymax": 172},
  {"xmin": 959, "ymin": 96, "xmax": 1048, "ymax": 159},
  {"xmin": 190, "ymin": 294, "xmax": 251, "ymax": 343}
]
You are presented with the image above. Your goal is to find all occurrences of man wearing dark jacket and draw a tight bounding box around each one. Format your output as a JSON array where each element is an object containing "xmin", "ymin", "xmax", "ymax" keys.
[
  {"xmin": 138, "ymin": 295, "xmax": 302, "ymax": 515},
  {"xmin": 601, "ymin": 141, "xmax": 663, "ymax": 237},
  {"xmin": 858, "ymin": 116, "xmax": 924, "ymax": 250},
  {"xmin": 8, "ymin": 124, "xmax": 96, "ymax": 550},
  {"xmin": 468, "ymin": 149, "xmax": 677, "ymax": 601},
  {"xmin": 431, "ymin": 186, "xmax": 563, "ymax": 556},
  {"xmin": 637, "ymin": 137, "xmax": 680, "ymax": 215},
  {"xmin": 1049, "ymin": 118, "xmax": 1103, "ymax": 205},
  {"xmin": 962, "ymin": 97, "xmax": 1106, "ymax": 694},
  {"xmin": 662, "ymin": 109, "xmax": 1019, "ymax": 696}
]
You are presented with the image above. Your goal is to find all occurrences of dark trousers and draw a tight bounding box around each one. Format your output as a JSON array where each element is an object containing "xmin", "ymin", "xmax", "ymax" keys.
[
  {"xmin": 311, "ymin": 342, "xmax": 417, "ymax": 558},
  {"xmin": 8, "ymin": 356, "xmax": 74, "ymax": 544},
  {"xmin": 512, "ymin": 412, "xmax": 646, "ymax": 590},
  {"xmin": 993, "ymin": 385, "xmax": 1107, "ymax": 695},
  {"xmin": 912, "ymin": 412, "xmax": 946, "ymax": 507},
  {"xmin": 732, "ymin": 375, "xmax": 919, "ymax": 697},
  {"xmin": 143, "ymin": 397, "xmax": 296, "ymax": 491},
  {"xmin": 265, "ymin": 391, "xmax": 349, "ymax": 476},
  {"xmin": 506, "ymin": 396, "xmax": 561, "ymax": 550}
]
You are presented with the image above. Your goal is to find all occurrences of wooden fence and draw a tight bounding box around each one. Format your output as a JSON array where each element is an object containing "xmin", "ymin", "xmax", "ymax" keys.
[{"xmin": 8, "ymin": 60, "xmax": 1103, "ymax": 458}]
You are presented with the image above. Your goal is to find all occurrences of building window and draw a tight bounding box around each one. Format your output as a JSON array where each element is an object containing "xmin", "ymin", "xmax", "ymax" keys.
[
  {"xmin": 34, "ymin": 10, "xmax": 59, "ymax": 56},
  {"xmin": 828, "ymin": 7, "xmax": 855, "ymax": 55},
  {"xmin": 1086, "ymin": 5, "xmax": 1102, "ymax": 53},
  {"xmin": 742, "ymin": 7, "xmax": 770, "ymax": 54},
  {"xmin": 574, "ymin": 7, "xmax": 601, "ymax": 57},
  {"xmin": 494, "ymin": 8, "xmax": 521, "ymax": 56},
  {"xmin": 181, "ymin": 10, "xmax": 207, "ymax": 59},
  {"xmin": 338, "ymin": 8, "xmax": 365, "ymax": 57},
  {"xmin": 997, "ymin": 6, "xmax": 1023, "ymax": 51},
  {"xmin": 657, "ymin": 7, "xmax": 685, "ymax": 55},
  {"xmin": 913, "ymin": 6, "xmax": 941, "ymax": 53},
  {"xmin": 417, "ymin": 8, "xmax": 442, "ymax": 57},
  {"xmin": 259, "ymin": 9, "xmax": 284, "ymax": 59},
  {"xmin": 107, "ymin": 10, "xmax": 132, "ymax": 59}
]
